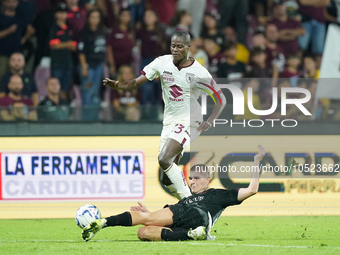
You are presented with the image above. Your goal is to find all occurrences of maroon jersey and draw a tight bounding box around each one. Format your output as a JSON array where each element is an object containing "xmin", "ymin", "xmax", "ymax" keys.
[
  {"xmin": 146, "ymin": 0, "xmax": 178, "ymax": 25},
  {"xmin": 207, "ymin": 51, "xmax": 225, "ymax": 76},
  {"xmin": 266, "ymin": 45, "xmax": 284, "ymax": 66},
  {"xmin": 0, "ymin": 95, "xmax": 33, "ymax": 107},
  {"xmin": 298, "ymin": 0, "xmax": 325, "ymax": 23},
  {"xmin": 0, "ymin": 95, "xmax": 34, "ymax": 117},
  {"xmin": 280, "ymin": 68, "xmax": 300, "ymax": 78},
  {"xmin": 269, "ymin": 18, "xmax": 303, "ymax": 56},
  {"xmin": 107, "ymin": 27, "xmax": 134, "ymax": 68},
  {"xmin": 136, "ymin": 28, "xmax": 164, "ymax": 59},
  {"xmin": 111, "ymin": 89, "xmax": 141, "ymax": 106}
]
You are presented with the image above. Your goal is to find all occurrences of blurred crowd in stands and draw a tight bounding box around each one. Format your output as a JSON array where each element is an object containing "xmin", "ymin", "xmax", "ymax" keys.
[{"xmin": 0, "ymin": 0, "xmax": 340, "ymax": 122}]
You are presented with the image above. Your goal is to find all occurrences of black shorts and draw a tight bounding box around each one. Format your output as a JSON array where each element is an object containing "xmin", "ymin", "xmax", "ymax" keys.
[{"xmin": 168, "ymin": 204, "xmax": 209, "ymax": 230}]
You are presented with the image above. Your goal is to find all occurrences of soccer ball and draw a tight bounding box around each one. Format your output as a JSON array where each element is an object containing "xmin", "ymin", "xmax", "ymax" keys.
[{"xmin": 75, "ymin": 204, "xmax": 102, "ymax": 229}]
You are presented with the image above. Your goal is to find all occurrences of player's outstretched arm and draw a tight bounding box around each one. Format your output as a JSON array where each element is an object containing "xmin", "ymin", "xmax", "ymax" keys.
[
  {"xmin": 197, "ymin": 91, "xmax": 226, "ymax": 132},
  {"xmin": 237, "ymin": 145, "xmax": 265, "ymax": 202},
  {"xmin": 103, "ymin": 74, "xmax": 148, "ymax": 91}
]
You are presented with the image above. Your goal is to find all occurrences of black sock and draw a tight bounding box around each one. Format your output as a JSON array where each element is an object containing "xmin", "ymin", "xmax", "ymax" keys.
[
  {"xmin": 161, "ymin": 228, "xmax": 191, "ymax": 241},
  {"xmin": 104, "ymin": 212, "xmax": 132, "ymax": 227}
]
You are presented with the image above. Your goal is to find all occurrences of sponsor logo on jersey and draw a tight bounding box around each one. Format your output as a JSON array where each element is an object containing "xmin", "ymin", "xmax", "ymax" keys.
[
  {"xmin": 161, "ymin": 71, "xmax": 175, "ymax": 83},
  {"xmin": 169, "ymin": 85, "xmax": 184, "ymax": 102},
  {"xmin": 184, "ymin": 196, "xmax": 204, "ymax": 204}
]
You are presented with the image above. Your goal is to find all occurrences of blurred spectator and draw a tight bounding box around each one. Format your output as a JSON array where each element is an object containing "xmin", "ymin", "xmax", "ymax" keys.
[
  {"xmin": 235, "ymin": 78, "xmax": 261, "ymax": 120},
  {"xmin": 18, "ymin": 0, "xmax": 37, "ymax": 67},
  {"xmin": 297, "ymin": 0, "xmax": 329, "ymax": 67},
  {"xmin": 0, "ymin": 0, "xmax": 35, "ymax": 79},
  {"xmin": 170, "ymin": 10, "xmax": 192, "ymax": 35},
  {"xmin": 265, "ymin": 23, "xmax": 285, "ymax": 73},
  {"xmin": 33, "ymin": 1, "xmax": 54, "ymax": 68},
  {"xmin": 99, "ymin": 0, "xmax": 119, "ymax": 28},
  {"xmin": 177, "ymin": 0, "xmax": 206, "ymax": 39},
  {"xmin": 200, "ymin": 13, "xmax": 224, "ymax": 49},
  {"xmin": 78, "ymin": 9, "xmax": 109, "ymax": 120},
  {"xmin": 107, "ymin": 8, "xmax": 135, "ymax": 71},
  {"xmin": 268, "ymin": 1, "xmax": 305, "ymax": 57},
  {"xmin": 65, "ymin": 0, "xmax": 87, "ymax": 41},
  {"xmin": 301, "ymin": 54, "xmax": 319, "ymax": 79},
  {"xmin": 280, "ymin": 53, "xmax": 301, "ymax": 86},
  {"xmin": 128, "ymin": 0, "xmax": 145, "ymax": 29},
  {"xmin": 0, "ymin": 52, "xmax": 38, "ymax": 106},
  {"xmin": 248, "ymin": 47, "xmax": 272, "ymax": 78},
  {"xmin": 217, "ymin": 41, "xmax": 246, "ymax": 87},
  {"xmin": 146, "ymin": 0, "xmax": 178, "ymax": 25},
  {"xmin": 325, "ymin": 0, "xmax": 340, "ymax": 25},
  {"xmin": 34, "ymin": 0, "xmax": 52, "ymax": 14},
  {"xmin": 137, "ymin": 9, "xmax": 166, "ymax": 61},
  {"xmin": 218, "ymin": 0, "xmax": 248, "ymax": 45},
  {"xmin": 0, "ymin": 74, "xmax": 37, "ymax": 121},
  {"xmin": 38, "ymin": 77, "xmax": 70, "ymax": 121},
  {"xmin": 49, "ymin": 2, "xmax": 77, "ymax": 100},
  {"xmin": 112, "ymin": 65, "xmax": 141, "ymax": 121},
  {"xmin": 18, "ymin": 0, "xmax": 37, "ymax": 24},
  {"xmin": 224, "ymin": 26, "xmax": 249, "ymax": 65},
  {"xmin": 190, "ymin": 38, "xmax": 209, "ymax": 68},
  {"xmin": 203, "ymin": 37, "xmax": 224, "ymax": 77},
  {"xmin": 205, "ymin": 0, "xmax": 219, "ymax": 18},
  {"xmin": 79, "ymin": 0, "xmax": 98, "ymax": 10},
  {"xmin": 284, "ymin": 0, "xmax": 299, "ymax": 19},
  {"xmin": 252, "ymin": 31, "xmax": 266, "ymax": 49},
  {"xmin": 136, "ymin": 9, "xmax": 165, "ymax": 106}
]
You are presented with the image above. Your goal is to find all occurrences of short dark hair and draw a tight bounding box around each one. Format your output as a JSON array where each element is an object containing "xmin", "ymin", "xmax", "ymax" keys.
[
  {"xmin": 251, "ymin": 47, "xmax": 266, "ymax": 58},
  {"xmin": 253, "ymin": 30, "xmax": 265, "ymax": 37},
  {"xmin": 303, "ymin": 53, "xmax": 316, "ymax": 62},
  {"xmin": 286, "ymin": 52, "xmax": 300, "ymax": 60},
  {"xmin": 190, "ymin": 164, "xmax": 210, "ymax": 178},
  {"xmin": 223, "ymin": 41, "xmax": 237, "ymax": 52},
  {"xmin": 172, "ymin": 30, "xmax": 191, "ymax": 44}
]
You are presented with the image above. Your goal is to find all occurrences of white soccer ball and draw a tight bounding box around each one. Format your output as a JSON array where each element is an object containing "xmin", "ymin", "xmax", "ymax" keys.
[{"xmin": 75, "ymin": 204, "xmax": 102, "ymax": 229}]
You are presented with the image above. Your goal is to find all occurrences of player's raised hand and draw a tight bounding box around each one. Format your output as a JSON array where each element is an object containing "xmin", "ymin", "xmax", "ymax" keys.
[
  {"xmin": 103, "ymin": 78, "xmax": 119, "ymax": 89},
  {"xmin": 196, "ymin": 121, "xmax": 212, "ymax": 132},
  {"xmin": 130, "ymin": 202, "xmax": 148, "ymax": 212},
  {"xmin": 254, "ymin": 145, "xmax": 265, "ymax": 161}
]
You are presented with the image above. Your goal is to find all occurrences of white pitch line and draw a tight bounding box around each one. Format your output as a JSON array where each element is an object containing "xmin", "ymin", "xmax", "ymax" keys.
[
  {"xmin": 0, "ymin": 240, "xmax": 339, "ymax": 249},
  {"xmin": 188, "ymin": 242, "xmax": 340, "ymax": 249}
]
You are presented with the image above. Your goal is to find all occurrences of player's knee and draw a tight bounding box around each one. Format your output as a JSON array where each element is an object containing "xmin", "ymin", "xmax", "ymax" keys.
[
  {"xmin": 137, "ymin": 227, "xmax": 150, "ymax": 241},
  {"xmin": 158, "ymin": 153, "xmax": 171, "ymax": 170},
  {"xmin": 137, "ymin": 227, "xmax": 148, "ymax": 241}
]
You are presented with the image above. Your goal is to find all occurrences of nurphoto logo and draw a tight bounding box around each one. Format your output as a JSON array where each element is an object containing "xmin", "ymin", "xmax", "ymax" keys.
[{"xmin": 201, "ymin": 84, "xmax": 312, "ymax": 128}]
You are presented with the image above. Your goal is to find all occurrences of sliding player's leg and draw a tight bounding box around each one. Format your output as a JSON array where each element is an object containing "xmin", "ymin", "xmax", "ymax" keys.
[
  {"xmin": 82, "ymin": 208, "xmax": 174, "ymax": 241},
  {"xmin": 137, "ymin": 226, "xmax": 207, "ymax": 241}
]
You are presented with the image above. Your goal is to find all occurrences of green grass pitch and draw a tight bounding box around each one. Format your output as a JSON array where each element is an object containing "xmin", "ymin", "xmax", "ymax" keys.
[{"xmin": 1, "ymin": 216, "xmax": 339, "ymax": 255}]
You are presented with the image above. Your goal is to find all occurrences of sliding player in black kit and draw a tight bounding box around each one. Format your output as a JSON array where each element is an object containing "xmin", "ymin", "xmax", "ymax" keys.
[{"xmin": 82, "ymin": 145, "xmax": 265, "ymax": 242}]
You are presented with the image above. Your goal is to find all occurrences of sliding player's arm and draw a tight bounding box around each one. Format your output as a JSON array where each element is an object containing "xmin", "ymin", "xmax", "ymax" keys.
[
  {"xmin": 103, "ymin": 75, "xmax": 148, "ymax": 91},
  {"xmin": 237, "ymin": 145, "xmax": 265, "ymax": 201}
]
